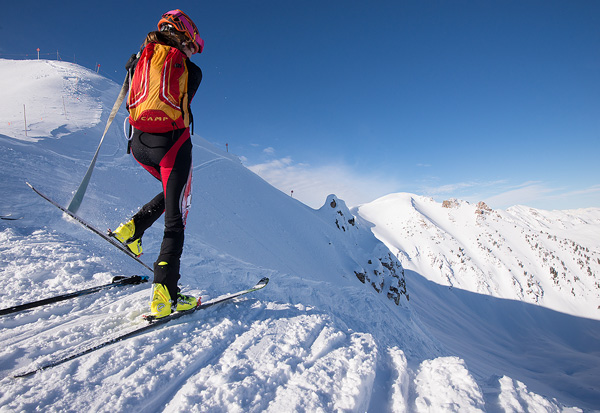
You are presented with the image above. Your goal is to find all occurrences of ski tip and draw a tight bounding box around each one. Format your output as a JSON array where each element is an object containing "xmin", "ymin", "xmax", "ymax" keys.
[{"xmin": 257, "ymin": 277, "xmax": 270, "ymax": 286}]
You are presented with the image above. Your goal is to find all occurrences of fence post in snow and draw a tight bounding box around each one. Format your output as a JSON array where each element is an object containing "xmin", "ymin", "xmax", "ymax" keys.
[{"xmin": 23, "ymin": 104, "xmax": 27, "ymax": 137}]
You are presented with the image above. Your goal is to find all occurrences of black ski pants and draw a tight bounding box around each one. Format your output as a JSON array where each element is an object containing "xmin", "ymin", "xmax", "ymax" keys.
[{"xmin": 129, "ymin": 127, "xmax": 193, "ymax": 300}]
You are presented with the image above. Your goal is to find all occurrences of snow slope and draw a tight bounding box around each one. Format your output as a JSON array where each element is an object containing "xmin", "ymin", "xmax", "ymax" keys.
[{"xmin": 0, "ymin": 59, "xmax": 598, "ymax": 411}]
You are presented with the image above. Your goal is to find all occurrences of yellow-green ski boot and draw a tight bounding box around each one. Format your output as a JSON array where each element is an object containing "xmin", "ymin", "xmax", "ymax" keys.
[
  {"xmin": 176, "ymin": 291, "xmax": 198, "ymax": 311},
  {"xmin": 111, "ymin": 219, "xmax": 142, "ymax": 256},
  {"xmin": 149, "ymin": 283, "xmax": 173, "ymax": 319}
]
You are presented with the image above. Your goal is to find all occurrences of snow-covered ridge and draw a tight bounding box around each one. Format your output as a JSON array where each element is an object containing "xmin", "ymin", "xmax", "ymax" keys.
[
  {"xmin": 355, "ymin": 193, "xmax": 600, "ymax": 320},
  {"xmin": 316, "ymin": 194, "xmax": 407, "ymax": 304},
  {"xmin": 0, "ymin": 59, "xmax": 115, "ymax": 142},
  {"xmin": 0, "ymin": 59, "xmax": 598, "ymax": 411}
]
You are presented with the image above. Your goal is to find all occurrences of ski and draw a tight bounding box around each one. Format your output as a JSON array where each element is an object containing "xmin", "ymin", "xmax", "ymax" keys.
[
  {"xmin": 25, "ymin": 182, "xmax": 152, "ymax": 273},
  {"xmin": 13, "ymin": 277, "xmax": 269, "ymax": 378},
  {"xmin": 0, "ymin": 275, "xmax": 149, "ymax": 317},
  {"xmin": 1, "ymin": 214, "xmax": 23, "ymax": 220},
  {"xmin": 142, "ymin": 277, "xmax": 270, "ymax": 323}
]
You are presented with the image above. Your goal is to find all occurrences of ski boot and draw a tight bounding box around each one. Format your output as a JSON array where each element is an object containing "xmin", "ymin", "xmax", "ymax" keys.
[
  {"xmin": 175, "ymin": 290, "xmax": 198, "ymax": 311},
  {"xmin": 149, "ymin": 283, "xmax": 173, "ymax": 318},
  {"xmin": 110, "ymin": 219, "xmax": 142, "ymax": 256},
  {"xmin": 148, "ymin": 283, "xmax": 198, "ymax": 318}
]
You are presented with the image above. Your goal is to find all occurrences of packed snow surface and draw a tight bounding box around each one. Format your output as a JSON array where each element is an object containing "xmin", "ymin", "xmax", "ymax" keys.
[{"xmin": 0, "ymin": 59, "xmax": 598, "ymax": 412}]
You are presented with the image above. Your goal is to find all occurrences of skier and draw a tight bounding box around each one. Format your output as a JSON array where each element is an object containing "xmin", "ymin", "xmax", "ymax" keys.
[{"xmin": 111, "ymin": 9, "xmax": 204, "ymax": 318}]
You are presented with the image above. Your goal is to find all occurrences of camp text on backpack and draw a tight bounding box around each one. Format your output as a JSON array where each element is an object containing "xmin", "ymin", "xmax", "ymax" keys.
[{"xmin": 127, "ymin": 42, "xmax": 190, "ymax": 133}]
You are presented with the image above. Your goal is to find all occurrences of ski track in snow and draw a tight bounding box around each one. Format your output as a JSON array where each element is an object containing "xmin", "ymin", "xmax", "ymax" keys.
[{"xmin": 0, "ymin": 59, "xmax": 598, "ymax": 412}]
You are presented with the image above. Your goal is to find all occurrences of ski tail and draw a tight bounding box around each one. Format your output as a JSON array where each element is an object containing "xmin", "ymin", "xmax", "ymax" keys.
[
  {"xmin": 0, "ymin": 275, "xmax": 149, "ymax": 317},
  {"xmin": 1, "ymin": 214, "xmax": 23, "ymax": 220},
  {"xmin": 13, "ymin": 323, "xmax": 156, "ymax": 378}
]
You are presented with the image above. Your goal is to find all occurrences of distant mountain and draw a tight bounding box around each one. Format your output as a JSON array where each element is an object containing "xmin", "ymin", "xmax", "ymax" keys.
[{"xmin": 355, "ymin": 193, "xmax": 600, "ymax": 320}]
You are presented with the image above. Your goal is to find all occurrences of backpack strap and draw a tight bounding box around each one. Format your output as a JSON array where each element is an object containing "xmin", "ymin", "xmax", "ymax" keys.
[{"xmin": 124, "ymin": 52, "xmax": 141, "ymax": 153}]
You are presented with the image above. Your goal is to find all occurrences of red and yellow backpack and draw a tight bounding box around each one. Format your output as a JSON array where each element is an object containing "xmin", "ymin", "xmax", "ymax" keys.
[{"xmin": 127, "ymin": 43, "xmax": 190, "ymax": 133}]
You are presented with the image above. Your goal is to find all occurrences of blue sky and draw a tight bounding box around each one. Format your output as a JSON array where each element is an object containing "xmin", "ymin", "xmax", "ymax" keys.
[{"xmin": 2, "ymin": 1, "xmax": 599, "ymax": 210}]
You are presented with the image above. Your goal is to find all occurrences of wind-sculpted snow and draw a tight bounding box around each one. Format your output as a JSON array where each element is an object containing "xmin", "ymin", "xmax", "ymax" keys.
[
  {"xmin": 0, "ymin": 59, "xmax": 597, "ymax": 411},
  {"xmin": 164, "ymin": 308, "xmax": 377, "ymax": 412},
  {"xmin": 414, "ymin": 357, "xmax": 486, "ymax": 411}
]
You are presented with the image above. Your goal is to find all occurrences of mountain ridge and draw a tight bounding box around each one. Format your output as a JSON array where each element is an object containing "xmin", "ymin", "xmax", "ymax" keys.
[{"xmin": 355, "ymin": 192, "xmax": 600, "ymax": 320}]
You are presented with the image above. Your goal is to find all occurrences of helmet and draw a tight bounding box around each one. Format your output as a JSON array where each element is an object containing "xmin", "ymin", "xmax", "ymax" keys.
[{"xmin": 158, "ymin": 9, "xmax": 204, "ymax": 54}]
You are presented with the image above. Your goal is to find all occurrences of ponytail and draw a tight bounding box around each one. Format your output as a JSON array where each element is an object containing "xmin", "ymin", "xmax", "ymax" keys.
[{"xmin": 141, "ymin": 31, "xmax": 189, "ymax": 53}]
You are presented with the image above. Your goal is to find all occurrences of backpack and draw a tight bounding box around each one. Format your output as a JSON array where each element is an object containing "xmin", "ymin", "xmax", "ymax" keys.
[{"xmin": 127, "ymin": 42, "xmax": 190, "ymax": 133}]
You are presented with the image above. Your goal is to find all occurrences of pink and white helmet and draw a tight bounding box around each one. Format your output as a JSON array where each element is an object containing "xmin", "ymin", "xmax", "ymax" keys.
[{"xmin": 158, "ymin": 9, "xmax": 204, "ymax": 54}]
